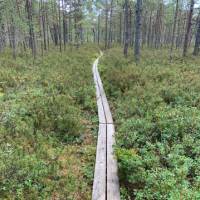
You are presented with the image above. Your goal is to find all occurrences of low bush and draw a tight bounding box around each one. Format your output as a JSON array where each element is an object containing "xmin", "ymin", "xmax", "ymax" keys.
[
  {"xmin": 100, "ymin": 48, "xmax": 200, "ymax": 199},
  {"xmin": 0, "ymin": 45, "xmax": 98, "ymax": 199}
]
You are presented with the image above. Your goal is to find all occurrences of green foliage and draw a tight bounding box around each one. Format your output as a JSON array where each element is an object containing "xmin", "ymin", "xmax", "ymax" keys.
[
  {"xmin": 100, "ymin": 48, "xmax": 200, "ymax": 199},
  {"xmin": 0, "ymin": 45, "xmax": 98, "ymax": 199}
]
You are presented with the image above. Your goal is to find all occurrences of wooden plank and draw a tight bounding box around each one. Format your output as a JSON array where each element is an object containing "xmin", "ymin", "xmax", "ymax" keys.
[
  {"xmin": 93, "ymin": 59, "xmax": 101, "ymax": 99},
  {"xmin": 93, "ymin": 58, "xmax": 106, "ymax": 124},
  {"xmin": 107, "ymin": 124, "xmax": 120, "ymax": 200},
  {"xmin": 93, "ymin": 56, "xmax": 107, "ymax": 200},
  {"xmin": 94, "ymin": 60, "xmax": 113, "ymax": 123},
  {"xmin": 95, "ymin": 69, "xmax": 106, "ymax": 97},
  {"xmin": 94, "ymin": 75, "xmax": 101, "ymax": 102},
  {"xmin": 97, "ymin": 97, "xmax": 106, "ymax": 124},
  {"xmin": 94, "ymin": 78, "xmax": 101, "ymax": 100},
  {"xmin": 93, "ymin": 54, "xmax": 120, "ymax": 200},
  {"xmin": 92, "ymin": 124, "xmax": 107, "ymax": 200},
  {"xmin": 101, "ymin": 95, "xmax": 113, "ymax": 124}
]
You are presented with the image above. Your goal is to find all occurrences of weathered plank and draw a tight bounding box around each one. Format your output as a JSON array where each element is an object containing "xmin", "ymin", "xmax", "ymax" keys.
[
  {"xmin": 101, "ymin": 95, "xmax": 113, "ymax": 124},
  {"xmin": 92, "ymin": 56, "xmax": 107, "ymax": 200},
  {"xmin": 92, "ymin": 54, "xmax": 120, "ymax": 200},
  {"xmin": 95, "ymin": 67, "xmax": 106, "ymax": 97},
  {"xmin": 93, "ymin": 59, "xmax": 101, "ymax": 99},
  {"xmin": 94, "ymin": 60, "xmax": 113, "ymax": 123},
  {"xmin": 97, "ymin": 97, "xmax": 106, "ymax": 124},
  {"xmin": 92, "ymin": 124, "xmax": 107, "ymax": 200},
  {"xmin": 93, "ymin": 58, "xmax": 106, "ymax": 124},
  {"xmin": 107, "ymin": 124, "xmax": 120, "ymax": 200}
]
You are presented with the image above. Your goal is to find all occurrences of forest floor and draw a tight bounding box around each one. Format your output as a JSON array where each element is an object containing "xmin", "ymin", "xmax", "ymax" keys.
[
  {"xmin": 99, "ymin": 47, "xmax": 200, "ymax": 200},
  {"xmin": 1, "ymin": 45, "xmax": 200, "ymax": 200},
  {"xmin": 0, "ymin": 45, "xmax": 99, "ymax": 199}
]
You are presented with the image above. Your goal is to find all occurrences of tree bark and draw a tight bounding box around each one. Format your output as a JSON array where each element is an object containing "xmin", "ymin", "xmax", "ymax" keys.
[
  {"xmin": 26, "ymin": 0, "xmax": 36, "ymax": 59},
  {"xmin": 98, "ymin": 14, "xmax": 100, "ymax": 44},
  {"xmin": 11, "ymin": 17, "xmax": 16, "ymax": 59},
  {"xmin": 183, "ymin": 0, "xmax": 195, "ymax": 57},
  {"xmin": 170, "ymin": 0, "xmax": 179, "ymax": 60},
  {"xmin": 134, "ymin": 0, "xmax": 142, "ymax": 63},
  {"xmin": 193, "ymin": 10, "xmax": 200, "ymax": 55},
  {"xmin": 108, "ymin": 0, "xmax": 113, "ymax": 48},
  {"xmin": 124, "ymin": 0, "xmax": 129, "ymax": 57},
  {"xmin": 147, "ymin": 11, "xmax": 152, "ymax": 47},
  {"xmin": 105, "ymin": 0, "xmax": 108, "ymax": 49}
]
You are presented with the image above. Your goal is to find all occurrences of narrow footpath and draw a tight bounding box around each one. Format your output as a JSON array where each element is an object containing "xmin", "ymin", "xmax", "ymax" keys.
[{"xmin": 92, "ymin": 53, "xmax": 120, "ymax": 200}]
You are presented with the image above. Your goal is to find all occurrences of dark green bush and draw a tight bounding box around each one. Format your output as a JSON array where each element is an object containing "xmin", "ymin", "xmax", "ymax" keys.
[
  {"xmin": 0, "ymin": 45, "xmax": 98, "ymax": 199},
  {"xmin": 100, "ymin": 48, "xmax": 200, "ymax": 199}
]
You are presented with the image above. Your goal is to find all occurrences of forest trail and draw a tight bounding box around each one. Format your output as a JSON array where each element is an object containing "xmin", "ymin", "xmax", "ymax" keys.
[{"xmin": 92, "ymin": 53, "xmax": 120, "ymax": 200}]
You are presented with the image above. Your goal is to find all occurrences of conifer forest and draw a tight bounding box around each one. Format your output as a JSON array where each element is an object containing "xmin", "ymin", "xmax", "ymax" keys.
[{"xmin": 1, "ymin": 0, "xmax": 200, "ymax": 199}]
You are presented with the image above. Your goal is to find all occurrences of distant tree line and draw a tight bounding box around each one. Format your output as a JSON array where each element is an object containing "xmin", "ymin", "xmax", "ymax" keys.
[{"xmin": 0, "ymin": 0, "xmax": 200, "ymax": 62}]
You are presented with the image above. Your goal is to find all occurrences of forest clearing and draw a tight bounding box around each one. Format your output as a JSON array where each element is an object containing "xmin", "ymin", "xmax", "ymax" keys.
[{"xmin": 1, "ymin": 0, "xmax": 200, "ymax": 200}]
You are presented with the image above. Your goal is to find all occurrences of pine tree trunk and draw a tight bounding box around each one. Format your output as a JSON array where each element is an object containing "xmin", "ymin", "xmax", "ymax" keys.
[
  {"xmin": 98, "ymin": 14, "xmax": 100, "ymax": 44},
  {"xmin": 176, "ymin": 9, "xmax": 182, "ymax": 49},
  {"xmin": 26, "ymin": 0, "xmax": 36, "ymax": 59},
  {"xmin": 129, "ymin": 7, "xmax": 132, "ymax": 47},
  {"xmin": 183, "ymin": 0, "xmax": 195, "ymax": 57},
  {"xmin": 170, "ymin": 0, "xmax": 179, "ymax": 60},
  {"xmin": 119, "ymin": 11, "xmax": 122, "ymax": 44},
  {"xmin": 134, "ymin": 0, "xmax": 142, "ymax": 63},
  {"xmin": 124, "ymin": 0, "xmax": 129, "ymax": 57},
  {"xmin": 147, "ymin": 11, "xmax": 152, "ymax": 47},
  {"xmin": 58, "ymin": 2, "xmax": 62, "ymax": 52},
  {"xmin": 62, "ymin": 0, "xmax": 67, "ymax": 50},
  {"xmin": 105, "ymin": 0, "xmax": 108, "ymax": 49},
  {"xmin": 11, "ymin": 17, "xmax": 16, "ymax": 59},
  {"xmin": 193, "ymin": 11, "xmax": 200, "ymax": 55},
  {"xmin": 108, "ymin": 0, "xmax": 113, "ymax": 48}
]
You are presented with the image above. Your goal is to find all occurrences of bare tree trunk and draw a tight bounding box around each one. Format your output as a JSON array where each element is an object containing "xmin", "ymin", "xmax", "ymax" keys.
[
  {"xmin": 147, "ymin": 11, "xmax": 152, "ymax": 47},
  {"xmin": 193, "ymin": 10, "xmax": 200, "ymax": 55},
  {"xmin": 108, "ymin": 0, "xmax": 113, "ymax": 48},
  {"xmin": 39, "ymin": 0, "xmax": 44, "ymax": 56},
  {"xmin": 105, "ymin": 0, "xmax": 108, "ymax": 49},
  {"xmin": 176, "ymin": 9, "xmax": 182, "ymax": 48},
  {"xmin": 26, "ymin": 0, "xmax": 36, "ymax": 59},
  {"xmin": 170, "ymin": 0, "xmax": 179, "ymax": 60},
  {"xmin": 11, "ymin": 17, "xmax": 16, "ymax": 59},
  {"xmin": 129, "ymin": 7, "xmax": 132, "ymax": 47},
  {"xmin": 45, "ymin": 2, "xmax": 50, "ymax": 50},
  {"xmin": 183, "ymin": 0, "xmax": 195, "ymax": 57},
  {"xmin": 58, "ymin": 1, "xmax": 62, "ymax": 52},
  {"xmin": 154, "ymin": 3, "xmax": 163, "ymax": 48},
  {"xmin": 134, "ymin": 0, "xmax": 142, "ymax": 63},
  {"xmin": 142, "ymin": 10, "xmax": 148, "ymax": 47},
  {"xmin": 41, "ymin": 0, "xmax": 47, "ymax": 51},
  {"xmin": 124, "ymin": 0, "xmax": 129, "ymax": 57},
  {"xmin": 98, "ymin": 14, "xmax": 100, "ymax": 44},
  {"xmin": 62, "ymin": 0, "xmax": 67, "ymax": 50},
  {"xmin": 119, "ymin": 11, "xmax": 122, "ymax": 44}
]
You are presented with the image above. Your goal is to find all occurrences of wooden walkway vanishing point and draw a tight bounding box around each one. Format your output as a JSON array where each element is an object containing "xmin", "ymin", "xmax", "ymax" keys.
[{"xmin": 92, "ymin": 53, "xmax": 120, "ymax": 200}]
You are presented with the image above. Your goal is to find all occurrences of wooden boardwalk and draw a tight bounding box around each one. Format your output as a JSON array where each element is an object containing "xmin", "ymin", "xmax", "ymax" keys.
[{"xmin": 92, "ymin": 54, "xmax": 120, "ymax": 200}]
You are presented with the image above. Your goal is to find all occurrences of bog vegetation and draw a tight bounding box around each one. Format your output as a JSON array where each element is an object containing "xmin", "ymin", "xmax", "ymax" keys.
[
  {"xmin": 0, "ymin": 46, "xmax": 98, "ymax": 199},
  {"xmin": 1, "ymin": 0, "xmax": 200, "ymax": 199},
  {"xmin": 100, "ymin": 48, "xmax": 200, "ymax": 199}
]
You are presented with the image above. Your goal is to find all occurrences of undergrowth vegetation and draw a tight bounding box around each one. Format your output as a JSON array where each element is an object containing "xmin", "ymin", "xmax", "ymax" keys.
[
  {"xmin": 100, "ymin": 48, "xmax": 200, "ymax": 200},
  {"xmin": 0, "ymin": 45, "xmax": 99, "ymax": 199}
]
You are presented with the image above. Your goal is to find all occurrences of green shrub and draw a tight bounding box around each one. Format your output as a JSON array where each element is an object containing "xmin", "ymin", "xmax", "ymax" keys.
[
  {"xmin": 100, "ymin": 48, "xmax": 200, "ymax": 199},
  {"xmin": 0, "ymin": 45, "xmax": 98, "ymax": 199}
]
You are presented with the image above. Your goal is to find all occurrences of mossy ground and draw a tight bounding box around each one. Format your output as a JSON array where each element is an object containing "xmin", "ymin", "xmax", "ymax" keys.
[
  {"xmin": 100, "ymin": 47, "xmax": 200, "ymax": 200},
  {"xmin": 0, "ymin": 45, "xmax": 99, "ymax": 199}
]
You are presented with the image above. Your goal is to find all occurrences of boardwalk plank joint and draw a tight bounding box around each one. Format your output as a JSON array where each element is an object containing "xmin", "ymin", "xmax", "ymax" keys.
[{"xmin": 92, "ymin": 53, "xmax": 120, "ymax": 200}]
